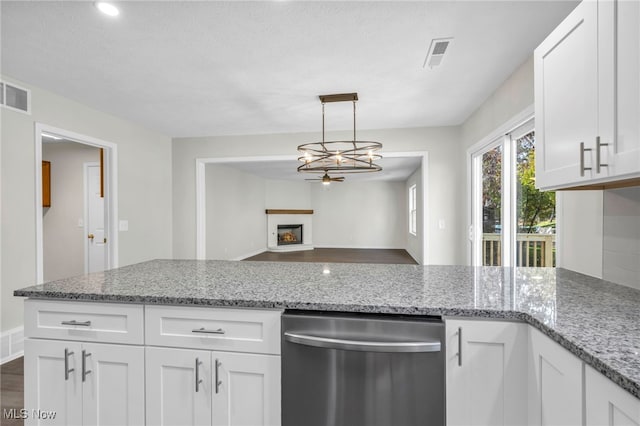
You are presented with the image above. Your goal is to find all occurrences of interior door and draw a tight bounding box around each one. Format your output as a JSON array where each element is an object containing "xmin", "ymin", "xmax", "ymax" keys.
[{"xmin": 85, "ymin": 163, "xmax": 106, "ymax": 273}]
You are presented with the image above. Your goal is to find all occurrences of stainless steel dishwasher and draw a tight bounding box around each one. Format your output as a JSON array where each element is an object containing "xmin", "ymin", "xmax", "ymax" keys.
[{"xmin": 282, "ymin": 310, "xmax": 445, "ymax": 426}]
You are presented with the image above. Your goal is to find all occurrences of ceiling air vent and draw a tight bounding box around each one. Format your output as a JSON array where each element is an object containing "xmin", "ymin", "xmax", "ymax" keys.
[
  {"xmin": 1, "ymin": 81, "xmax": 31, "ymax": 114},
  {"xmin": 423, "ymin": 37, "xmax": 453, "ymax": 69}
]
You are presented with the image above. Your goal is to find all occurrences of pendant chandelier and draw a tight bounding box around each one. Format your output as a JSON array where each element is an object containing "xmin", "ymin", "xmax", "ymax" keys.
[{"xmin": 297, "ymin": 93, "xmax": 382, "ymax": 179}]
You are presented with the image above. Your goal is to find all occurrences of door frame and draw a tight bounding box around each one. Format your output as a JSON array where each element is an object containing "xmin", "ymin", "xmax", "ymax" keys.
[
  {"xmin": 195, "ymin": 151, "xmax": 429, "ymax": 264},
  {"xmin": 35, "ymin": 123, "xmax": 118, "ymax": 284}
]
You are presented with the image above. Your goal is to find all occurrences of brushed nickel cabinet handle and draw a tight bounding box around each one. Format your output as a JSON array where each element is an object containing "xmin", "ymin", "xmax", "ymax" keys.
[
  {"xmin": 215, "ymin": 359, "xmax": 222, "ymax": 394},
  {"xmin": 195, "ymin": 358, "xmax": 203, "ymax": 392},
  {"xmin": 596, "ymin": 136, "xmax": 609, "ymax": 173},
  {"xmin": 82, "ymin": 350, "xmax": 92, "ymax": 382},
  {"xmin": 580, "ymin": 142, "xmax": 593, "ymax": 177},
  {"xmin": 61, "ymin": 320, "xmax": 92, "ymax": 327},
  {"xmin": 457, "ymin": 327, "xmax": 462, "ymax": 367},
  {"xmin": 64, "ymin": 348, "xmax": 74, "ymax": 381},
  {"xmin": 192, "ymin": 327, "xmax": 225, "ymax": 335}
]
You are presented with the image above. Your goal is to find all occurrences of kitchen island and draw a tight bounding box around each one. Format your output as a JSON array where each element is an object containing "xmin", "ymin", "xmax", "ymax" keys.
[
  {"xmin": 14, "ymin": 259, "xmax": 640, "ymax": 399},
  {"xmin": 13, "ymin": 259, "xmax": 640, "ymax": 426}
]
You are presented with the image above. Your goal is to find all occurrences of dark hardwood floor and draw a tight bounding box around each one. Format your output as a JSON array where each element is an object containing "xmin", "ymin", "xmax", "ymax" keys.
[
  {"xmin": 243, "ymin": 248, "xmax": 418, "ymax": 264},
  {"xmin": 1, "ymin": 357, "xmax": 24, "ymax": 426}
]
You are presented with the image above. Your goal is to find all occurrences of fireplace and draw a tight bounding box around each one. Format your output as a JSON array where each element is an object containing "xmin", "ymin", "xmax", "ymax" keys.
[{"xmin": 278, "ymin": 224, "xmax": 303, "ymax": 246}]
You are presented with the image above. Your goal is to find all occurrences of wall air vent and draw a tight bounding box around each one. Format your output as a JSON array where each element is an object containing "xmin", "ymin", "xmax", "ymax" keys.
[
  {"xmin": 423, "ymin": 37, "xmax": 454, "ymax": 69},
  {"xmin": 0, "ymin": 81, "xmax": 31, "ymax": 114}
]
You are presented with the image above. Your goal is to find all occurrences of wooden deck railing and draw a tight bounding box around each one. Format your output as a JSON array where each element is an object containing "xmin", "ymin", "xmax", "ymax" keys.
[{"xmin": 483, "ymin": 233, "xmax": 555, "ymax": 267}]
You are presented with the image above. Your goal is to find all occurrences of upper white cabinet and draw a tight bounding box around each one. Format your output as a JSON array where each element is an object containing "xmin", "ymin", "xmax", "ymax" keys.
[
  {"xmin": 446, "ymin": 319, "xmax": 528, "ymax": 426},
  {"xmin": 535, "ymin": 0, "xmax": 640, "ymax": 190}
]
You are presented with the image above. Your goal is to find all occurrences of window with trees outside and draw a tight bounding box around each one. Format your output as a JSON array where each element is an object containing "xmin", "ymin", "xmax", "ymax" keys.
[
  {"xmin": 471, "ymin": 119, "xmax": 556, "ymax": 267},
  {"xmin": 409, "ymin": 184, "xmax": 417, "ymax": 235}
]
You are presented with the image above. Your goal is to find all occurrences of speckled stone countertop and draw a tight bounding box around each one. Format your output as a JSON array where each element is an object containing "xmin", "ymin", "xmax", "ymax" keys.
[{"xmin": 14, "ymin": 259, "xmax": 640, "ymax": 399}]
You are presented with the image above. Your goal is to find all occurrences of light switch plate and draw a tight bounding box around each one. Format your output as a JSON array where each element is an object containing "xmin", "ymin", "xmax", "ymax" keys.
[{"xmin": 119, "ymin": 220, "xmax": 129, "ymax": 231}]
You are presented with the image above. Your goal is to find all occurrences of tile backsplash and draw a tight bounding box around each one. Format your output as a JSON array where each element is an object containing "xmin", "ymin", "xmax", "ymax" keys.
[{"xmin": 603, "ymin": 187, "xmax": 640, "ymax": 290}]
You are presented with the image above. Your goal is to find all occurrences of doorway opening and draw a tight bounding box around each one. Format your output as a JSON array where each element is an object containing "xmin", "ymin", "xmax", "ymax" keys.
[{"xmin": 35, "ymin": 123, "xmax": 118, "ymax": 284}]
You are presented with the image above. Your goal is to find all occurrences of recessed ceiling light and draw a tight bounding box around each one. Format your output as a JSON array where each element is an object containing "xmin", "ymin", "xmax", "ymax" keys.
[{"xmin": 95, "ymin": 2, "xmax": 119, "ymax": 17}]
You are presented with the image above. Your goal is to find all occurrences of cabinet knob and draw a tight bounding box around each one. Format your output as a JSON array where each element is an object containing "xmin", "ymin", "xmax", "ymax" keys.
[{"xmin": 88, "ymin": 234, "xmax": 95, "ymax": 240}]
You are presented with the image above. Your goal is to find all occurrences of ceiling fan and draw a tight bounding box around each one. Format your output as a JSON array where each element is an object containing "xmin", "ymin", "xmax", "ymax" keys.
[{"xmin": 305, "ymin": 171, "xmax": 345, "ymax": 185}]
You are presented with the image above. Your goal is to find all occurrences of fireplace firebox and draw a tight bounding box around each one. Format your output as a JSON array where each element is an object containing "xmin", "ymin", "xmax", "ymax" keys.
[{"xmin": 278, "ymin": 224, "xmax": 303, "ymax": 246}]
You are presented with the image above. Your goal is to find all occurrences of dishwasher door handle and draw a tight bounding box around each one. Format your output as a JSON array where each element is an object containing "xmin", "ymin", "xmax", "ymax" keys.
[{"xmin": 284, "ymin": 332, "xmax": 441, "ymax": 353}]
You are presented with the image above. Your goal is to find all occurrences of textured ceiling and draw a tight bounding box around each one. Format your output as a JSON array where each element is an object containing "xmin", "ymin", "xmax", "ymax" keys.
[{"xmin": 1, "ymin": 1, "xmax": 578, "ymax": 138}]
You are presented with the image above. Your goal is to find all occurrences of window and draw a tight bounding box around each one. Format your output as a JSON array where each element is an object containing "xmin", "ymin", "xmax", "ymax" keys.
[
  {"xmin": 409, "ymin": 184, "xmax": 417, "ymax": 235},
  {"xmin": 470, "ymin": 118, "xmax": 556, "ymax": 267}
]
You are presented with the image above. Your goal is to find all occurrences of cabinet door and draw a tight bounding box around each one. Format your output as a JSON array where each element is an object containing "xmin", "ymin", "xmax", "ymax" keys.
[
  {"xmin": 24, "ymin": 339, "xmax": 83, "ymax": 426},
  {"xmin": 528, "ymin": 327, "xmax": 583, "ymax": 426},
  {"xmin": 611, "ymin": 0, "xmax": 640, "ymax": 178},
  {"xmin": 535, "ymin": 0, "xmax": 599, "ymax": 189},
  {"xmin": 586, "ymin": 365, "xmax": 640, "ymax": 425},
  {"xmin": 82, "ymin": 343, "xmax": 145, "ymax": 426},
  {"xmin": 212, "ymin": 352, "xmax": 281, "ymax": 426},
  {"xmin": 446, "ymin": 320, "xmax": 528, "ymax": 426},
  {"xmin": 146, "ymin": 347, "xmax": 212, "ymax": 426}
]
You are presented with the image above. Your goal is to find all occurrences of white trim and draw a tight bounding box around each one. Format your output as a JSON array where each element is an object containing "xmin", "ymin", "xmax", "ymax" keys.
[
  {"xmin": 466, "ymin": 105, "xmax": 535, "ymax": 155},
  {"xmin": 1, "ymin": 326, "xmax": 24, "ymax": 364},
  {"xmin": 83, "ymin": 162, "xmax": 100, "ymax": 274},
  {"xmin": 35, "ymin": 123, "xmax": 118, "ymax": 284},
  {"xmin": 195, "ymin": 152, "xmax": 429, "ymax": 264},
  {"xmin": 313, "ymin": 244, "xmax": 407, "ymax": 250},
  {"xmin": 231, "ymin": 248, "xmax": 269, "ymax": 261}
]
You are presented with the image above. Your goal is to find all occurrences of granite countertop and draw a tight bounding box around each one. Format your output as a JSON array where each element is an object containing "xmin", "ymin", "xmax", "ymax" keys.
[{"xmin": 14, "ymin": 259, "xmax": 640, "ymax": 399}]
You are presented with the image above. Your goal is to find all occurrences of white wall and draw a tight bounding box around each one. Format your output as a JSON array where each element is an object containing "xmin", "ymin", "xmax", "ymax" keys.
[
  {"xmin": 174, "ymin": 126, "xmax": 463, "ymax": 265},
  {"xmin": 265, "ymin": 180, "xmax": 310, "ymax": 209},
  {"xmin": 1, "ymin": 76, "xmax": 173, "ymax": 333},
  {"xmin": 461, "ymin": 56, "xmax": 535, "ymax": 152},
  {"xmin": 310, "ymin": 181, "xmax": 406, "ymax": 249},
  {"xmin": 42, "ymin": 142, "xmax": 100, "ymax": 282},
  {"xmin": 405, "ymin": 167, "xmax": 422, "ymax": 263},
  {"xmin": 205, "ymin": 167, "xmax": 413, "ymax": 257},
  {"xmin": 603, "ymin": 187, "xmax": 640, "ymax": 289},
  {"xmin": 556, "ymin": 191, "xmax": 604, "ymax": 278},
  {"xmin": 205, "ymin": 164, "xmax": 266, "ymax": 260}
]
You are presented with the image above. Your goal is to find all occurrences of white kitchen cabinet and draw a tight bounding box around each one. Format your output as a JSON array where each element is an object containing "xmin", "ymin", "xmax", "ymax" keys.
[
  {"xmin": 609, "ymin": 0, "xmax": 640, "ymax": 179},
  {"xmin": 24, "ymin": 339, "xmax": 82, "ymax": 426},
  {"xmin": 146, "ymin": 347, "xmax": 281, "ymax": 426},
  {"xmin": 535, "ymin": 0, "xmax": 640, "ymax": 190},
  {"xmin": 528, "ymin": 327, "xmax": 583, "ymax": 426},
  {"xmin": 446, "ymin": 319, "xmax": 528, "ymax": 426},
  {"xmin": 24, "ymin": 339, "xmax": 145, "ymax": 426},
  {"xmin": 534, "ymin": 0, "xmax": 600, "ymax": 189},
  {"xmin": 146, "ymin": 347, "xmax": 213, "ymax": 426},
  {"xmin": 212, "ymin": 351, "xmax": 281, "ymax": 426},
  {"xmin": 586, "ymin": 365, "xmax": 640, "ymax": 426}
]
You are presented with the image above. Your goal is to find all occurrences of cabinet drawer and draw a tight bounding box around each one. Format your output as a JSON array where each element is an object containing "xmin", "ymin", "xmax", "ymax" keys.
[
  {"xmin": 145, "ymin": 305, "xmax": 282, "ymax": 355},
  {"xmin": 24, "ymin": 299, "xmax": 144, "ymax": 345}
]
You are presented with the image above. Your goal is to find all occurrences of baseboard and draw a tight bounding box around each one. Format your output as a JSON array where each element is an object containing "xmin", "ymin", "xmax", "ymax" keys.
[
  {"xmin": 1, "ymin": 326, "xmax": 24, "ymax": 364},
  {"xmin": 313, "ymin": 244, "xmax": 406, "ymax": 250},
  {"xmin": 232, "ymin": 248, "xmax": 268, "ymax": 261}
]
